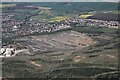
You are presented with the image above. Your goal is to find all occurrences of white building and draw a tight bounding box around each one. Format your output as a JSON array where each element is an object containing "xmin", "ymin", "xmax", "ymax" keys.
[{"xmin": 0, "ymin": 47, "xmax": 15, "ymax": 57}]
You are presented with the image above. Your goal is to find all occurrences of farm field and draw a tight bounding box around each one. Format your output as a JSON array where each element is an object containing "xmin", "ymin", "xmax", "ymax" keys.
[
  {"xmin": 79, "ymin": 14, "xmax": 93, "ymax": 19},
  {"xmin": 48, "ymin": 16, "xmax": 69, "ymax": 22},
  {"xmin": 0, "ymin": 4, "xmax": 16, "ymax": 8}
]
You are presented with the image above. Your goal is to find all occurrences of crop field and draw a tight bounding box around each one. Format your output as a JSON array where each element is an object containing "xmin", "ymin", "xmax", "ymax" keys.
[
  {"xmin": 48, "ymin": 16, "xmax": 69, "ymax": 22},
  {"xmin": 30, "ymin": 11, "xmax": 72, "ymax": 23},
  {"xmin": 0, "ymin": 4, "xmax": 16, "ymax": 8},
  {"xmin": 79, "ymin": 14, "xmax": 93, "ymax": 19},
  {"xmin": 87, "ymin": 13, "xmax": 119, "ymax": 21}
]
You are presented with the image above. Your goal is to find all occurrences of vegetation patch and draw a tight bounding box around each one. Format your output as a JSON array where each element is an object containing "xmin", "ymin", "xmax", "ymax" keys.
[
  {"xmin": 39, "ymin": 10, "xmax": 52, "ymax": 15},
  {"xmin": 83, "ymin": 50, "xmax": 102, "ymax": 54},
  {"xmin": 42, "ymin": 67, "xmax": 116, "ymax": 78}
]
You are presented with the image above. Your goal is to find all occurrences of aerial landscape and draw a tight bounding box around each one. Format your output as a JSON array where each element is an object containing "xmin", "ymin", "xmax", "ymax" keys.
[{"xmin": 0, "ymin": 2, "xmax": 119, "ymax": 80}]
